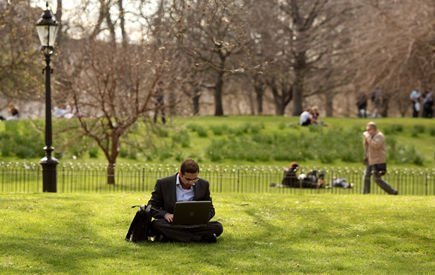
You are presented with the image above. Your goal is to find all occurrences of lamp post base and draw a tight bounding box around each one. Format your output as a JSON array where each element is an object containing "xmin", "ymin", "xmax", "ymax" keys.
[{"xmin": 40, "ymin": 157, "xmax": 59, "ymax": 192}]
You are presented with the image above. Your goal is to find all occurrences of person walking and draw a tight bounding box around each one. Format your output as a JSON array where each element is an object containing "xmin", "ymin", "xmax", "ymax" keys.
[
  {"xmin": 422, "ymin": 90, "xmax": 433, "ymax": 118},
  {"xmin": 153, "ymin": 82, "xmax": 166, "ymax": 124},
  {"xmin": 371, "ymin": 88, "xmax": 383, "ymax": 118},
  {"xmin": 356, "ymin": 92, "xmax": 368, "ymax": 118},
  {"xmin": 362, "ymin": 122, "xmax": 398, "ymax": 195}
]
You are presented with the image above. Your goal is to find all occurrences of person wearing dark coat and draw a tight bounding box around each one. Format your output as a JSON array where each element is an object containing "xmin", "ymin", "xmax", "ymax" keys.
[{"xmin": 147, "ymin": 159, "xmax": 223, "ymax": 242}]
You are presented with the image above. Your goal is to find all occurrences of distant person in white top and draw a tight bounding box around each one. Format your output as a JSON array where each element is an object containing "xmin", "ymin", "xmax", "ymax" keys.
[
  {"xmin": 409, "ymin": 89, "xmax": 421, "ymax": 117},
  {"xmin": 54, "ymin": 104, "xmax": 74, "ymax": 119},
  {"xmin": 299, "ymin": 107, "xmax": 313, "ymax": 126}
]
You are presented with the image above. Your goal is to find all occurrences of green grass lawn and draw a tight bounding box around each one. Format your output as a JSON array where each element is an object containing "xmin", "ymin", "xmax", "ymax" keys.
[{"xmin": 1, "ymin": 193, "xmax": 433, "ymax": 274}]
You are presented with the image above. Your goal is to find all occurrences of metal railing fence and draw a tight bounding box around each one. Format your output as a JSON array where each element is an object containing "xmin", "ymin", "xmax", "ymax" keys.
[{"xmin": 0, "ymin": 162, "xmax": 434, "ymax": 195}]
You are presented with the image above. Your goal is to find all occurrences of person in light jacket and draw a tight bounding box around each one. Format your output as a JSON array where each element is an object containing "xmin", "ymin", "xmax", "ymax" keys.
[{"xmin": 363, "ymin": 122, "xmax": 398, "ymax": 195}]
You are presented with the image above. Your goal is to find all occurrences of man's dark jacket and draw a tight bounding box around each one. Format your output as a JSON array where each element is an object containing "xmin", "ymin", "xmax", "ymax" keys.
[{"xmin": 147, "ymin": 174, "xmax": 215, "ymax": 220}]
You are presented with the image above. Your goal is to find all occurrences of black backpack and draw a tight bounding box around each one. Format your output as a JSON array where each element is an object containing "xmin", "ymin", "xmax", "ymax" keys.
[{"xmin": 125, "ymin": 205, "xmax": 152, "ymax": 242}]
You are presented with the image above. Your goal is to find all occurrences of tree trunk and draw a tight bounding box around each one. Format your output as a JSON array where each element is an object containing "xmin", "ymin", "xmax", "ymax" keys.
[
  {"xmin": 292, "ymin": 52, "xmax": 306, "ymax": 116},
  {"xmin": 276, "ymin": 103, "xmax": 286, "ymax": 115},
  {"xmin": 254, "ymin": 85, "xmax": 264, "ymax": 115},
  {"xmin": 247, "ymin": 89, "xmax": 255, "ymax": 115},
  {"xmin": 381, "ymin": 96, "xmax": 390, "ymax": 118},
  {"xmin": 118, "ymin": 0, "xmax": 128, "ymax": 48},
  {"xmin": 169, "ymin": 89, "xmax": 177, "ymax": 116},
  {"xmin": 396, "ymin": 95, "xmax": 408, "ymax": 117},
  {"xmin": 107, "ymin": 162, "xmax": 115, "ymax": 185},
  {"xmin": 192, "ymin": 88, "xmax": 201, "ymax": 115},
  {"xmin": 214, "ymin": 70, "xmax": 224, "ymax": 116},
  {"xmin": 325, "ymin": 93, "xmax": 334, "ymax": 117},
  {"xmin": 107, "ymin": 134, "xmax": 120, "ymax": 185},
  {"xmin": 270, "ymin": 86, "xmax": 285, "ymax": 115},
  {"xmin": 105, "ymin": 4, "xmax": 117, "ymax": 48},
  {"xmin": 292, "ymin": 79, "xmax": 303, "ymax": 116},
  {"xmin": 55, "ymin": 0, "xmax": 63, "ymax": 44}
]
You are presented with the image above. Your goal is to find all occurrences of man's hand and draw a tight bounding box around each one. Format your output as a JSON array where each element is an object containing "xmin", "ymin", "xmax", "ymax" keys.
[
  {"xmin": 363, "ymin": 156, "xmax": 368, "ymax": 165},
  {"xmin": 363, "ymin": 131, "xmax": 370, "ymax": 139},
  {"xmin": 164, "ymin": 213, "xmax": 174, "ymax": 223}
]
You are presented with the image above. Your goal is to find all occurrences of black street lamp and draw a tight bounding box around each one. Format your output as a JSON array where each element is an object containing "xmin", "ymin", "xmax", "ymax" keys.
[{"xmin": 36, "ymin": 2, "xmax": 60, "ymax": 192}]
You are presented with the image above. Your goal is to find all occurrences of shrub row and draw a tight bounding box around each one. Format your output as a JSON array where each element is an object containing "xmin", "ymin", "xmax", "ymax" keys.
[
  {"xmin": 0, "ymin": 120, "xmax": 430, "ymax": 166},
  {"xmin": 0, "ymin": 120, "xmax": 97, "ymax": 160},
  {"xmin": 206, "ymin": 126, "xmax": 364, "ymax": 163}
]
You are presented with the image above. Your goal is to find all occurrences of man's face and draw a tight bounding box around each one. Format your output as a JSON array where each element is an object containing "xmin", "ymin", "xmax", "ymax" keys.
[
  {"xmin": 180, "ymin": 172, "xmax": 199, "ymax": 187},
  {"xmin": 366, "ymin": 126, "xmax": 376, "ymax": 136}
]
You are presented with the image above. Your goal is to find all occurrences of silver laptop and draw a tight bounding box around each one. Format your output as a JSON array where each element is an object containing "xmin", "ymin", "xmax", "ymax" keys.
[{"xmin": 172, "ymin": 201, "xmax": 211, "ymax": 226}]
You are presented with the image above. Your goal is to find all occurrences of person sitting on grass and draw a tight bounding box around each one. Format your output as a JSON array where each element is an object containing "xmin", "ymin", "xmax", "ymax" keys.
[
  {"xmin": 299, "ymin": 108, "xmax": 313, "ymax": 126},
  {"xmin": 281, "ymin": 161, "xmax": 300, "ymax": 187},
  {"xmin": 310, "ymin": 106, "xmax": 320, "ymax": 125},
  {"xmin": 298, "ymin": 169, "xmax": 326, "ymax": 189},
  {"xmin": 147, "ymin": 159, "xmax": 223, "ymax": 242},
  {"xmin": 271, "ymin": 162, "xmax": 326, "ymax": 189}
]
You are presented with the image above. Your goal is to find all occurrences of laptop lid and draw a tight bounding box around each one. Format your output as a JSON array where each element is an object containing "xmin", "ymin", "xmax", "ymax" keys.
[{"xmin": 172, "ymin": 201, "xmax": 211, "ymax": 226}]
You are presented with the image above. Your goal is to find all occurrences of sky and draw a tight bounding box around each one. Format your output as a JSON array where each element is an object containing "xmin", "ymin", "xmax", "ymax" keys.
[
  {"xmin": 31, "ymin": 0, "xmax": 156, "ymax": 15},
  {"xmin": 31, "ymin": 0, "xmax": 76, "ymax": 11},
  {"xmin": 31, "ymin": 0, "xmax": 158, "ymax": 42}
]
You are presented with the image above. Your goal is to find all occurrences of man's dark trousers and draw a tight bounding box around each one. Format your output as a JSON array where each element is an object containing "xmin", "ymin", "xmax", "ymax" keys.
[{"xmin": 151, "ymin": 219, "xmax": 223, "ymax": 242}]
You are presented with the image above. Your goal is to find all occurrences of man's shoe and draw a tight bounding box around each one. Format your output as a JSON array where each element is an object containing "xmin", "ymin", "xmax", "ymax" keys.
[
  {"xmin": 155, "ymin": 234, "xmax": 169, "ymax": 243},
  {"xmin": 202, "ymin": 233, "xmax": 217, "ymax": 243},
  {"xmin": 391, "ymin": 190, "xmax": 399, "ymax": 195},
  {"xmin": 161, "ymin": 236, "xmax": 170, "ymax": 243}
]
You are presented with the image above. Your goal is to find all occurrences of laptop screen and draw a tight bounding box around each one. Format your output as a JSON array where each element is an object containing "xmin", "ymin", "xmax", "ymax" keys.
[{"xmin": 172, "ymin": 201, "xmax": 211, "ymax": 226}]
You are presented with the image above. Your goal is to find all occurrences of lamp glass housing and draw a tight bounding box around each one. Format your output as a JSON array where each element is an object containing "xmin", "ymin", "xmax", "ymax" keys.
[{"xmin": 36, "ymin": 9, "xmax": 59, "ymax": 48}]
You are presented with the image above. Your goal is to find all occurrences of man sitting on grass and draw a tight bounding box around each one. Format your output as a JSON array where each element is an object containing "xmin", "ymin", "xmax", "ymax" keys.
[{"xmin": 147, "ymin": 159, "xmax": 223, "ymax": 243}]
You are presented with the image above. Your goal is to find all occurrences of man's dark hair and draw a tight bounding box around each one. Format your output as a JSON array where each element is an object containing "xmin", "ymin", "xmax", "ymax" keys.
[
  {"xmin": 180, "ymin": 159, "xmax": 200, "ymax": 175},
  {"xmin": 10, "ymin": 108, "xmax": 19, "ymax": 116}
]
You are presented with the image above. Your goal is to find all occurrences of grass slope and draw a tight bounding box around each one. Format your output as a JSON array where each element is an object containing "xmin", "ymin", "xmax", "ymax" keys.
[
  {"xmin": 1, "ymin": 117, "xmax": 434, "ymax": 168},
  {"xmin": 0, "ymin": 193, "xmax": 433, "ymax": 274},
  {"xmin": 169, "ymin": 116, "xmax": 435, "ymax": 167}
]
